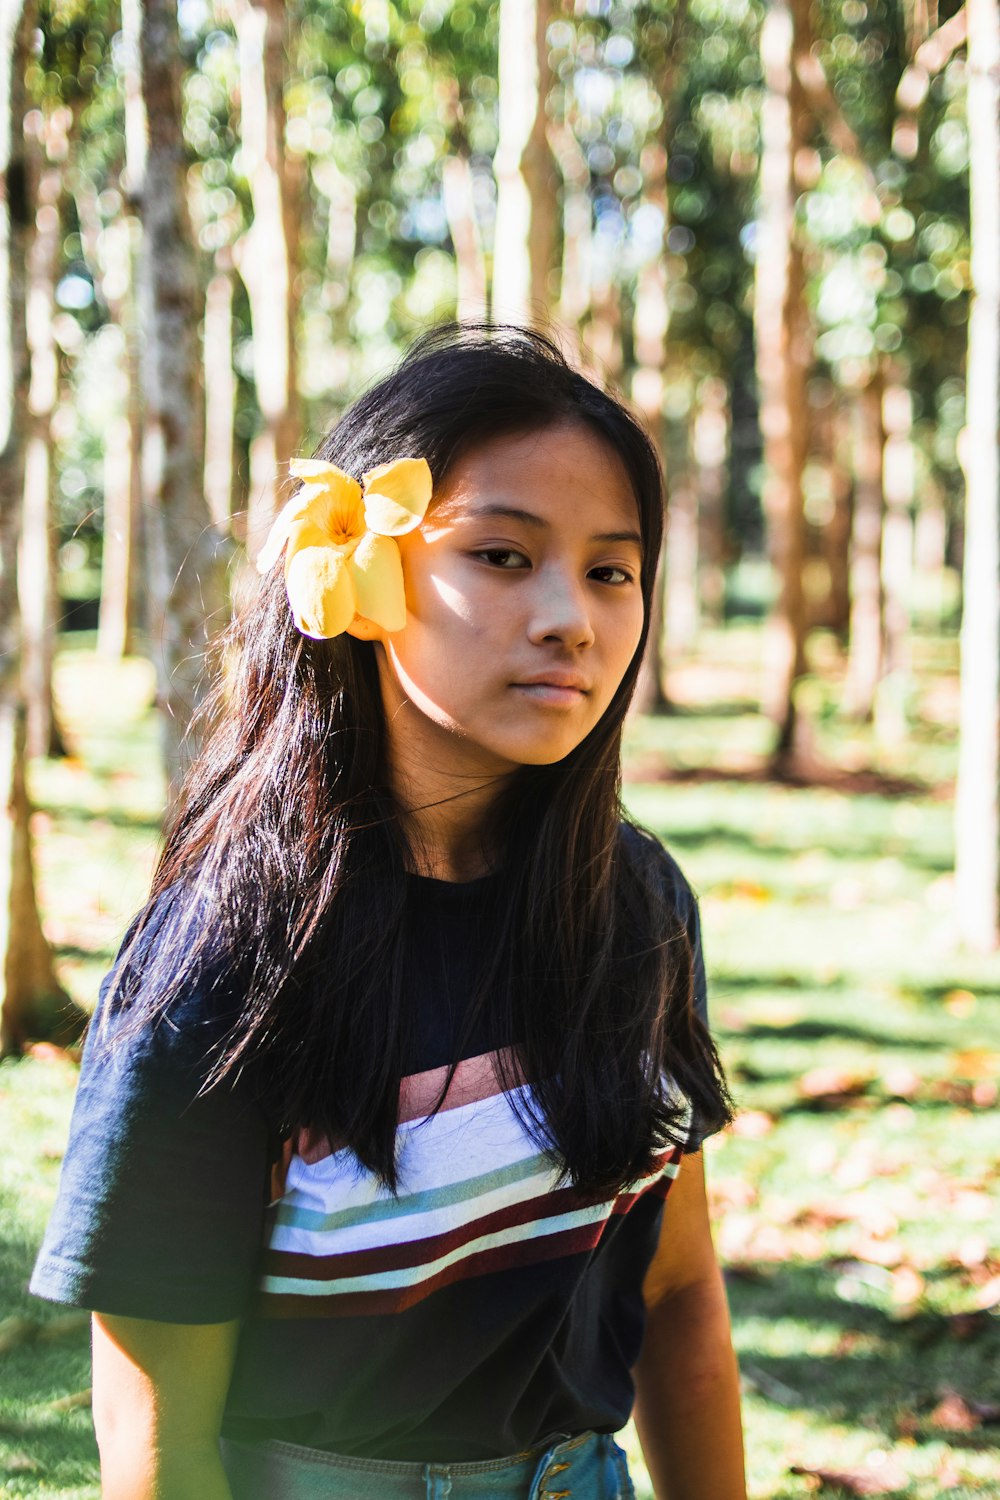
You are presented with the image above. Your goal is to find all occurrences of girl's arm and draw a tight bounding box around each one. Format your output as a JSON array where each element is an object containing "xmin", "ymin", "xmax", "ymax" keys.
[
  {"xmin": 632, "ymin": 1150, "xmax": 747, "ymax": 1500},
  {"xmin": 92, "ymin": 1312, "xmax": 240, "ymax": 1500}
]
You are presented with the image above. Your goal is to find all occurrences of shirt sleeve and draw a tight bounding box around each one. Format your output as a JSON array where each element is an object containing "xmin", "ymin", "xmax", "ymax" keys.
[{"xmin": 29, "ymin": 887, "xmax": 273, "ymax": 1324}]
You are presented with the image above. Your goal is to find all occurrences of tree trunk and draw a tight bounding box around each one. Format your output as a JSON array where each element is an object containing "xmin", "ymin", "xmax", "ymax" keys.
[
  {"xmin": 439, "ymin": 85, "xmax": 487, "ymax": 323},
  {"xmin": 820, "ymin": 396, "xmax": 852, "ymax": 637},
  {"xmin": 843, "ymin": 371, "xmax": 885, "ymax": 719},
  {"xmin": 229, "ymin": 0, "xmax": 300, "ymax": 548},
  {"xmin": 754, "ymin": 0, "xmax": 813, "ymax": 766},
  {"xmin": 21, "ymin": 123, "xmax": 68, "ymax": 758},
  {"xmin": 492, "ymin": 0, "xmax": 556, "ymax": 324},
  {"xmin": 955, "ymin": 0, "xmax": 1000, "ymax": 952},
  {"xmin": 694, "ymin": 375, "xmax": 730, "ymax": 626},
  {"xmin": 203, "ymin": 249, "xmax": 236, "ymax": 531},
  {"xmin": 90, "ymin": 0, "xmax": 145, "ymax": 659},
  {"xmin": 138, "ymin": 0, "xmax": 231, "ymax": 819},
  {"xmin": 442, "ymin": 152, "xmax": 487, "ymax": 321},
  {"xmin": 877, "ymin": 374, "xmax": 914, "ymax": 744},
  {"xmin": 583, "ymin": 256, "xmax": 623, "ymax": 386},
  {"xmin": 0, "ymin": 0, "xmax": 79, "ymax": 1054},
  {"xmin": 551, "ymin": 120, "xmax": 590, "ymax": 355},
  {"xmin": 664, "ymin": 420, "xmax": 700, "ymax": 661}
]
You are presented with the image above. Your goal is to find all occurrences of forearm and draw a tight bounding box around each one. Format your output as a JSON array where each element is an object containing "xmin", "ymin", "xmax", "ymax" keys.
[
  {"xmin": 98, "ymin": 1436, "xmax": 234, "ymax": 1500},
  {"xmin": 633, "ymin": 1267, "xmax": 746, "ymax": 1500}
]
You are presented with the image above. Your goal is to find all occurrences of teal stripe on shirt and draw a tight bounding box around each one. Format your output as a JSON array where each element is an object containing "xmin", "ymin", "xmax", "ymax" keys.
[{"xmin": 274, "ymin": 1151, "xmax": 555, "ymax": 1234}]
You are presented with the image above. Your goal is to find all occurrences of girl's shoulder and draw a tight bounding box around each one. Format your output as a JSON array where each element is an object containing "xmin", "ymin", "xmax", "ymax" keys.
[
  {"xmin": 616, "ymin": 819, "xmax": 700, "ymax": 917},
  {"xmin": 92, "ymin": 878, "xmax": 245, "ymax": 1059}
]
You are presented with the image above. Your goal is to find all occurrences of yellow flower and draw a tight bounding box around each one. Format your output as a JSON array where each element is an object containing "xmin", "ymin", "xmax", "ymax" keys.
[{"xmin": 255, "ymin": 456, "xmax": 433, "ymax": 640}]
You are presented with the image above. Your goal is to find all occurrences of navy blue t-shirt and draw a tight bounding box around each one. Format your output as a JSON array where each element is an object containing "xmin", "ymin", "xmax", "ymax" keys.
[{"xmin": 31, "ymin": 828, "xmax": 711, "ymax": 1461}]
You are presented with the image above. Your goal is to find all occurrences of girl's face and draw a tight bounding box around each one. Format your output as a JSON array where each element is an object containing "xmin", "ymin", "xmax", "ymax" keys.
[{"xmin": 375, "ymin": 420, "xmax": 646, "ymax": 779}]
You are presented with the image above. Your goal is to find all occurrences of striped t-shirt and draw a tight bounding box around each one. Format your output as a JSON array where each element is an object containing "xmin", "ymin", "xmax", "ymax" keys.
[{"xmin": 31, "ymin": 833, "xmax": 709, "ymax": 1461}]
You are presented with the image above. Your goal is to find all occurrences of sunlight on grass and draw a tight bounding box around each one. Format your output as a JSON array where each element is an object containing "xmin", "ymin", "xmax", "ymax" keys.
[{"xmin": 1, "ymin": 631, "xmax": 997, "ymax": 1499}]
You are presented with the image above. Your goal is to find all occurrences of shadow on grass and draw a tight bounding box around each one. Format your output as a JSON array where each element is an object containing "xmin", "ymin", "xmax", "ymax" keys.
[
  {"xmin": 0, "ymin": 1186, "xmax": 99, "ymax": 1492},
  {"xmin": 627, "ymin": 758, "xmax": 939, "ymax": 801},
  {"xmin": 38, "ymin": 802, "xmax": 162, "ymax": 833},
  {"xmin": 729, "ymin": 1019, "xmax": 948, "ymax": 1052},
  {"xmin": 636, "ymin": 821, "xmax": 955, "ymax": 876},
  {"xmin": 727, "ymin": 1260, "xmax": 1000, "ymax": 1436}
]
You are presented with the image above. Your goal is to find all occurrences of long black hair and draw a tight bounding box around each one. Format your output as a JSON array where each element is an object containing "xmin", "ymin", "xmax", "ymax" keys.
[{"xmin": 109, "ymin": 324, "xmax": 732, "ymax": 1195}]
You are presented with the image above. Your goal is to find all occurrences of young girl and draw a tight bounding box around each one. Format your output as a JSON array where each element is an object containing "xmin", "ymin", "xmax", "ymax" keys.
[{"xmin": 32, "ymin": 325, "xmax": 745, "ymax": 1500}]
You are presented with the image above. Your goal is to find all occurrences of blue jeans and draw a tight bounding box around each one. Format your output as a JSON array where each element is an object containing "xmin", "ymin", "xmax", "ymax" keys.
[{"xmin": 219, "ymin": 1430, "xmax": 635, "ymax": 1499}]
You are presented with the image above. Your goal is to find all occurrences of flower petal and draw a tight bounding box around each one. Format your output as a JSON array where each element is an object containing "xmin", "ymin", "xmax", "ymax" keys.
[
  {"xmin": 255, "ymin": 492, "xmax": 315, "ymax": 575},
  {"xmin": 347, "ymin": 532, "xmax": 406, "ymax": 632},
  {"xmin": 289, "ymin": 457, "xmax": 358, "ymax": 491},
  {"xmin": 257, "ymin": 462, "xmax": 363, "ymax": 574},
  {"xmin": 361, "ymin": 457, "xmax": 433, "ymax": 537},
  {"xmin": 284, "ymin": 545, "xmax": 356, "ymax": 639}
]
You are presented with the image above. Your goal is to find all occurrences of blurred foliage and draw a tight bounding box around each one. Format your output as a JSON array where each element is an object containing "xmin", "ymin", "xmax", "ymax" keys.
[{"xmin": 23, "ymin": 0, "xmax": 970, "ymax": 612}]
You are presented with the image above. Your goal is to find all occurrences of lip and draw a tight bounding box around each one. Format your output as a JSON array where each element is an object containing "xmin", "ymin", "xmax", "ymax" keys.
[
  {"xmin": 511, "ymin": 675, "xmax": 591, "ymax": 710},
  {"xmin": 514, "ymin": 671, "xmax": 591, "ymax": 692}
]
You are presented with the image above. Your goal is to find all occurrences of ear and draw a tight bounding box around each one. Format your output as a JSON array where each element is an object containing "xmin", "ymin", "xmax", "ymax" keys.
[{"xmin": 345, "ymin": 615, "xmax": 389, "ymax": 643}]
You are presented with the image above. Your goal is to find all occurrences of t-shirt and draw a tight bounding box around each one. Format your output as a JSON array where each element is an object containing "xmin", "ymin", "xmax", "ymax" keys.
[{"xmin": 30, "ymin": 829, "xmax": 710, "ymax": 1462}]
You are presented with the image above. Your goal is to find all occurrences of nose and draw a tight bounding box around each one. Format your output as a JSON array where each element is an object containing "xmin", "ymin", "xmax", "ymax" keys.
[{"xmin": 526, "ymin": 564, "xmax": 596, "ymax": 650}]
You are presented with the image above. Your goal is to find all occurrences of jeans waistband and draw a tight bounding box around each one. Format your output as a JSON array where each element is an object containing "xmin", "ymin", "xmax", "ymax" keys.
[{"xmin": 220, "ymin": 1428, "xmax": 631, "ymax": 1499}]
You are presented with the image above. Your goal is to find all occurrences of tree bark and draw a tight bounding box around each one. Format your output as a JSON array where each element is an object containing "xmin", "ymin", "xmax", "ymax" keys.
[
  {"xmin": 439, "ymin": 85, "xmax": 487, "ymax": 323},
  {"xmin": 550, "ymin": 120, "xmax": 590, "ymax": 356},
  {"xmin": 694, "ymin": 375, "xmax": 730, "ymax": 626},
  {"xmin": 21, "ymin": 112, "xmax": 69, "ymax": 758},
  {"xmin": 442, "ymin": 152, "xmax": 488, "ymax": 321},
  {"xmin": 955, "ymin": 0, "xmax": 1000, "ymax": 951},
  {"xmin": 754, "ymin": 0, "xmax": 813, "ymax": 766},
  {"xmin": 877, "ymin": 375, "xmax": 915, "ymax": 744},
  {"xmin": 820, "ymin": 396, "xmax": 852, "ymax": 637},
  {"xmin": 0, "ymin": 0, "xmax": 79, "ymax": 1054},
  {"xmin": 492, "ymin": 0, "xmax": 556, "ymax": 324},
  {"xmin": 138, "ymin": 0, "xmax": 231, "ymax": 820},
  {"xmin": 203, "ymin": 248, "xmax": 236, "ymax": 531},
  {"xmin": 228, "ymin": 0, "xmax": 300, "ymax": 547},
  {"xmin": 90, "ymin": 0, "xmax": 145, "ymax": 659},
  {"xmin": 843, "ymin": 371, "xmax": 885, "ymax": 719}
]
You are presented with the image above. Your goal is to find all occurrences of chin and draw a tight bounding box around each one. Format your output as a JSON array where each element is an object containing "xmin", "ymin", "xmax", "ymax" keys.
[{"xmin": 492, "ymin": 736, "xmax": 583, "ymax": 767}]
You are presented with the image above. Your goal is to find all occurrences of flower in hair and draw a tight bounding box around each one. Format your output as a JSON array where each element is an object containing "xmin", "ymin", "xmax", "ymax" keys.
[{"xmin": 255, "ymin": 456, "xmax": 433, "ymax": 639}]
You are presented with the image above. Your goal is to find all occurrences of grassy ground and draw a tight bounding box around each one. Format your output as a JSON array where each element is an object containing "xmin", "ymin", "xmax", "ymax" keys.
[{"xmin": 1, "ymin": 628, "xmax": 998, "ymax": 1498}]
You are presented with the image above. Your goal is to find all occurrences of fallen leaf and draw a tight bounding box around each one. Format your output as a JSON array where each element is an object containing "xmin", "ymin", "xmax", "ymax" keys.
[
  {"xmin": 943, "ymin": 989, "xmax": 976, "ymax": 1017},
  {"xmin": 789, "ymin": 1462, "xmax": 907, "ymax": 1495},
  {"xmin": 799, "ymin": 1067, "xmax": 872, "ymax": 1107},
  {"xmin": 889, "ymin": 1265, "xmax": 925, "ymax": 1315},
  {"xmin": 25, "ymin": 1042, "xmax": 80, "ymax": 1066},
  {"xmin": 741, "ymin": 1364, "xmax": 803, "ymax": 1407},
  {"xmin": 44, "ymin": 1388, "xmax": 91, "ymax": 1413},
  {"xmin": 37, "ymin": 1311, "xmax": 90, "ymax": 1343},
  {"xmin": 731, "ymin": 1109, "xmax": 775, "ymax": 1139},
  {"xmin": 881, "ymin": 1066, "xmax": 922, "ymax": 1099},
  {"xmin": 929, "ymin": 1391, "xmax": 982, "ymax": 1432},
  {"xmin": 3, "ymin": 1454, "xmax": 39, "ymax": 1475},
  {"xmin": 945, "ymin": 1310, "xmax": 992, "ymax": 1340},
  {"xmin": 972, "ymin": 1274, "xmax": 1000, "ymax": 1310}
]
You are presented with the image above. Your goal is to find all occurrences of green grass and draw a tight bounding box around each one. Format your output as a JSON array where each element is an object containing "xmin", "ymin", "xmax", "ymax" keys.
[{"xmin": 2, "ymin": 629, "xmax": 998, "ymax": 1498}]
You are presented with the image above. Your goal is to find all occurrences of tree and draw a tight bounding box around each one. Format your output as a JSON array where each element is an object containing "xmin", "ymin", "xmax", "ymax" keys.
[
  {"xmin": 955, "ymin": 0, "xmax": 999, "ymax": 951},
  {"xmin": 227, "ymin": 0, "xmax": 301, "ymax": 537},
  {"xmin": 138, "ymin": 0, "xmax": 231, "ymax": 814},
  {"xmin": 0, "ymin": 0, "xmax": 79, "ymax": 1054},
  {"xmin": 20, "ymin": 103, "xmax": 68, "ymax": 757},
  {"xmin": 492, "ymin": 0, "xmax": 556, "ymax": 323},
  {"xmin": 754, "ymin": 0, "xmax": 812, "ymax": 765}
]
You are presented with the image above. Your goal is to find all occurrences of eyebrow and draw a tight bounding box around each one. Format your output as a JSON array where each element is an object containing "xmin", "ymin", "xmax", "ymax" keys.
[{"xmin": 464, "ymin": 503, "xmax": 643, "ymax": 548}]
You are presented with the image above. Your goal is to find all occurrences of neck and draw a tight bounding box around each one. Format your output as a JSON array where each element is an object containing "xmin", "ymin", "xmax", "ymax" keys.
[
  {"xmin": 386, "ymin": 742, "xmax": 507, "ymax": 881},
  {"xmin": 377, "ymin": 681, "xmax": 512, "ymax": 883}
]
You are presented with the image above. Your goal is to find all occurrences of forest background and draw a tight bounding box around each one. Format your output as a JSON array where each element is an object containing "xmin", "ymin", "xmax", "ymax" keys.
[{"xmin": 0, "ymin": 0, "xmax": 999, "ymax": 1496}]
